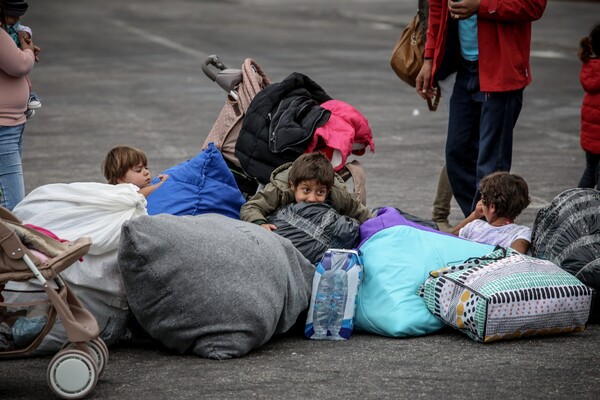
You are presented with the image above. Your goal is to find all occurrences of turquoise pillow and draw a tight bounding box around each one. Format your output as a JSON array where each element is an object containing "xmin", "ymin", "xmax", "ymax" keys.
[{"xmin": 355, "ymin": 224, "xmax": 494, "ymax": 337}]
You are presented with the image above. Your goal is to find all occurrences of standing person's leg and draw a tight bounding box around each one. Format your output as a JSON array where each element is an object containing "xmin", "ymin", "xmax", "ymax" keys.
[
  {"xmin": 593, "ymin": 153, "xmax": 600, "ymax": 190},
  {"xmin": 579, "ymin": 151, "xmax": 599, "ymax": 188},
  {"xmin": 474, "ymin": 89, "xmax": 523, "ymax": 211},
  {"xmin": 431, "ymin": 73, "xmax": 457, "ymax": 228},
  {"xmin": 446, "ymin": 61, "xmax": 480, "ymax": 218},
  {"xmin": 432, "ymin": 165, "xmax": 453, "ymax": 225},
  {"xmin": 0, "ymin": 124, "xmax": 26, "ymax": 210}
]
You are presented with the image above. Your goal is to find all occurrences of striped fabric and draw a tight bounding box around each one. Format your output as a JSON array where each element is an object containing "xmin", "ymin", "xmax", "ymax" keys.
[{"xmin": 420, "ymin": 248, "xmax": 594, "ymax": 342}]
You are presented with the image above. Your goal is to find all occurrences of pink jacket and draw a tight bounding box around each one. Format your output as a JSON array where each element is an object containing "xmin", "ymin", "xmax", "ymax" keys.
[
  {"xmin": 580, "ymin": 59, "xmax": 600, "ymax": 154},
  {"xmin": 425, "ymin": 0, "xmax": 546, "ymax": 92},
  {"xmin": 0, "ymin": 25, "xmax": 35, "ymax": 126},
  {"xmin": 306, "ymin": 100, "xmax": 374, "ymax": 171}
]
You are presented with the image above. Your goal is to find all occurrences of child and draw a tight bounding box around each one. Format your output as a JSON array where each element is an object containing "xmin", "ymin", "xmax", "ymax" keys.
[
  {"xmin": 451, "ymin": 171, "xmax": 531, "ymax": 254},
  {"xmin": 240, "ymin": 152, "xmax": 372, "ymax": 230},
  {"xmin": 3, "ymin": 0, "xmax": 41, "ymax": 119},
  {"xmin": 102, "ymin": 146, "xmax": 168, "ymax": 198},
  {"xmin": 577, "ymin": 23, "xmax": 600, "ymax": 190}
]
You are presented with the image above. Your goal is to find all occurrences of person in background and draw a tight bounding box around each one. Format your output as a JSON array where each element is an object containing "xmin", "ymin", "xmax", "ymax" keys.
[
  {"xmin": 240, "ymin": 152, "xmax": 372, "ymax": 231},
  {"xmin": 2, "ymin": 0, "xmax": 40, "ymax": 119},
  {"xmin": 416, "ymin": 0, "xmax": 546, "ymax": 218},
  {"xmin": 577, "ymin": 22, "xmax": 600, "ymax": 190},
  {"xmin": 102, "ymin": 145, "xmax": 169, "ymax": 198},
  {"xmin": 0, "ymin": 0, "xmax": 39, "ymax": 210},
  {"xmin": 452, "ymin": 171, "xmax": 531, "ymax": 254}
]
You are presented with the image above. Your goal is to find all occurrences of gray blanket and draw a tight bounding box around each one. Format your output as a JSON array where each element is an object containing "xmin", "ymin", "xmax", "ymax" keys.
[{"xmin": 118, "ymin": 214, "xmax": 315, "ymax": 359}]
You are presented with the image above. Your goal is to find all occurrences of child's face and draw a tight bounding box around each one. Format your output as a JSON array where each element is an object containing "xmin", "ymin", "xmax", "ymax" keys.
[
  {"xmin": 481, "ymin": 200, "xmax": 496, "ymax": 223},
  {"xmin": 290, "ymin": 179, "xmax": 328, "ymax": 204},
  {"xmin": 118, "ymin": 163, "xmax": 151, "ymax": 189},
  {"xmin": 5, "ymin": 15, "xmax": 20, "ymax": 26}
]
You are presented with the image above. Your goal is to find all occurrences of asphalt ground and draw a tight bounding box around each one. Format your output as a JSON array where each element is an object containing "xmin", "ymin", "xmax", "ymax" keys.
[{"xmin": 2, "ymin": 1, "xmax": 600, "ymax": 399}]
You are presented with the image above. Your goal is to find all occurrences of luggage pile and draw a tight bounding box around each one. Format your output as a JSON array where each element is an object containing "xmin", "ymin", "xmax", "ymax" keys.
[{"xmin": 201, "ymin": 55, "xmax": 373, "ymax": 203}]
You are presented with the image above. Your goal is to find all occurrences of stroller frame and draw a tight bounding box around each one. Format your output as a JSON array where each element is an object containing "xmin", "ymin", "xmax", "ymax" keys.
[{"xmin": 0, "ymin": 207, "xmax": 107, "ymax": 399}]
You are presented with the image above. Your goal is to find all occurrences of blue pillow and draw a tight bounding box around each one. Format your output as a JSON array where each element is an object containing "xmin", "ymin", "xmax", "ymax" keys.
[
  {"xmin": 146, "ymin": 143, "xmax": 245, "ymax": 219},
  {"xmin": 355, "ymin": 209, "xmax": 494, "ymax": 337}
]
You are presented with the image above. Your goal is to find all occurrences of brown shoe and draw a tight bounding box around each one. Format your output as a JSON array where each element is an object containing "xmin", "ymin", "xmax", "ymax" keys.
[{"xmin": 435, "ymin": 221, "xmax": 454, "ymax": 233}]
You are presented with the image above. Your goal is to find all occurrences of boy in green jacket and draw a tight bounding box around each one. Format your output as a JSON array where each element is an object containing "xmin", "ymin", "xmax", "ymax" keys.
[{"xmin": 240, "ymin": 152, "xmax": 372, "ymax": 231}]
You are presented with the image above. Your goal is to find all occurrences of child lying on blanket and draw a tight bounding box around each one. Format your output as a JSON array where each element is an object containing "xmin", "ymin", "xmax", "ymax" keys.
[
  {"xmin": 102, "ymin": 146, "xmax": 169, "ymax": 198},
  {"xmin": 240, "ymin": 151, "xmax": 372, "ymax": 231},
  {"xmin": 451, "ymin": 171, "xmax": 532, "ymax": 254}
]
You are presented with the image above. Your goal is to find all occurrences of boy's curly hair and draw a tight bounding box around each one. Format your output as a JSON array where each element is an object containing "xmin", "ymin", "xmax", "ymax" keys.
[
  {"xmin": 479, "ymin": 171, "xmax": 530, "ymax": 220},
  {"xmin": 579, "ymin": 23, "xmax": 600, "ymax": 63},
  {"xmin": 288, "ymin": 152, "xmax": 334, "ymax": 189},
  {"xmin": 102, "ymin": 146, "xmax": 148, "ymax": 184}
]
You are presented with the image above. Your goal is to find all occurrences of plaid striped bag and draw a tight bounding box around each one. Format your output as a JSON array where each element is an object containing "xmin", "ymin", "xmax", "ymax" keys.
[{"xmin": 420, "ymin": 248, "xmax": 594, "ymax": 342}]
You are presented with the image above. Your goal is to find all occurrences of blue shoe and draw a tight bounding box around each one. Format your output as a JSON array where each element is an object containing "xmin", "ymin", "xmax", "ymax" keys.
[{"xmin": 28, "ymin": 92, "xmax": 41, "ymax": 109}]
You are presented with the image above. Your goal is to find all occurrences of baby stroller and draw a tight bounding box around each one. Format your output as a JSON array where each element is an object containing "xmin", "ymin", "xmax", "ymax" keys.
[
  {"xmin": 202, "ymin": 55, "xmax": 270, "ymax": 198},
  {"xmin": 201, "ymin": 55, "xmax": 370, "ymax": 204},
  {"xmin": 0, "ymin": 207, "xmax": 106, "ymax": 399}
]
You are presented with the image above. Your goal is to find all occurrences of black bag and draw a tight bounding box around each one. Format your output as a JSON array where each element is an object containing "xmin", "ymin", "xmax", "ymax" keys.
[{"xmin": 267, "ymin": 202, "xmax": 360, "ymax": 264}]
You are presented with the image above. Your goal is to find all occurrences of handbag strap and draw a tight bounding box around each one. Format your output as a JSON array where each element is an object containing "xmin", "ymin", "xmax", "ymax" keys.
[{"xmin": 427, "ymin": 85, "xmax": 441, "ymax": 112}]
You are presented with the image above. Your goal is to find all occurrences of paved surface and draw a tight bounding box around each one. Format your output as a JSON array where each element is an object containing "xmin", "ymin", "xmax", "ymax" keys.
[{"xmin": 2, "ymin": 0, "xmax": 600, "ymax": 399}]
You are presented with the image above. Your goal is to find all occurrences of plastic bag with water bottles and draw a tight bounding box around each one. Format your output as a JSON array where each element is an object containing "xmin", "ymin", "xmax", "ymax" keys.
[{"xmin": 304, "ymin": 249, "xmax": 363, "ymax": 340}]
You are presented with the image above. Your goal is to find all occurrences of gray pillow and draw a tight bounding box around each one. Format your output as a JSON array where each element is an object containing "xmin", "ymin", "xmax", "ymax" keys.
[{"xmin": 117, "ymin": 214, "xmax": 314, "ymax": 359}]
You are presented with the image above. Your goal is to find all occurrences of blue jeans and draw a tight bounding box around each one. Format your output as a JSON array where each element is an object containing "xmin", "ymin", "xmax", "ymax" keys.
[
  {"xmin": 446, "ymin": 59, "xmax": 523, "ymax": 217},
  {"xmin": 0, "ymin": 124, "xmax": 26, "ymax": 210}
]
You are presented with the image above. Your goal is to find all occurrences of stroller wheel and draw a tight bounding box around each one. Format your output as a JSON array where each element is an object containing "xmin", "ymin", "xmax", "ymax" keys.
[
  {"xmin": 61, "ymin": 339, "xmax": 108, "ymax": 377},
  {"xmin": 47, "ymin": 349, "xmax": 98, "ymax": 399},
  {"xmin": 87, "ymin": 338, "xmax": 109, "ymax": 376}
]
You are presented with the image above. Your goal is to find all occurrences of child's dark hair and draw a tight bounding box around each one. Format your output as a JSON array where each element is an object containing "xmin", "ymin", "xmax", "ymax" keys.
[
  {"xmin": 102, "ymin": 146, "xmax": 148, "ymax": 184},
  {"xmin": 579, "ymin": 23, "xmax": 600, "ymax": 63},
  {"xmin": 0, "ymin": 2, "xmax": 7, "ymax": 32},
  {"xmin": 479, "ymin": 171, "xmax": 530, "ymax": 221},
  {"xmin": 288, "ymin": 152, "xmax": 334, "ymax": 189}
]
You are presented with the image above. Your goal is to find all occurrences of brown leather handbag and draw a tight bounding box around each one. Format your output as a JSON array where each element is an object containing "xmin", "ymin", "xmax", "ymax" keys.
[
  {"xmin": 390, "ymin": 12, "xmax": 440, "ymax": 111},
  {"xmin": 390, "ymin": 13, "xmax": 424, "ymax": 88}
]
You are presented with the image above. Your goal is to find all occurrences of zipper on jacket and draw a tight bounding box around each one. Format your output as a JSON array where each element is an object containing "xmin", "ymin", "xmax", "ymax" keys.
[{"xmin": 270, "ymin": 99, "xmax": 323, "ymax": 152}]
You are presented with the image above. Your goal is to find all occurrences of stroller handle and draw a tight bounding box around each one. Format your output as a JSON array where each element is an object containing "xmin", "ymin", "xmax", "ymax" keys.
[
  {"xmin": 202, "ymin": 55, "xmax": 228, "ymax": 81},
  {"xmin": 202, "ymin": 55, "xmax": 243, "ymax": 96}
]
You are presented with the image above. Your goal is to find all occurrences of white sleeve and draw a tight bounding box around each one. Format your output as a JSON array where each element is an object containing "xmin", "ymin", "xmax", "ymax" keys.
[
  {"xmin": 513, "ymin": 225, "xmax": 532, "ymax": 242},
  {"xmin": 458, "ymin": 220, "xmax": 474, "ymax": 239},
  {"xmin": 16, "ymin": 24, "xmax": 33, "ymax": 38}
]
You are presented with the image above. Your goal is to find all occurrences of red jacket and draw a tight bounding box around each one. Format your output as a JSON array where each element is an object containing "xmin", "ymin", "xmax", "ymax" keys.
[
  {"xmin": 307, "ymin": 100, "xmax": 374, "ymax": 172},
  {"xmin": 425, "ymin": 0, "xmax": 546, "ymax": 92},
  {"xmin": 580, "ymin": 59, "xmax": 600, "ymax": 154}
]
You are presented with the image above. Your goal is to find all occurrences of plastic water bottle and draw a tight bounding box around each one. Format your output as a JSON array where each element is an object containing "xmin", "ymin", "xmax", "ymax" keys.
[
  {"xmin": 312, "ymin": 271, "xmax": 333, "ymax": 339},
  {"xmin": 305, "ymin": 249, "xmax": 361, "ymax": 340},
  {"xmin": 328, "ymin": 271, "xmax": 348, "ymax": 337},
  {"xmin": 312, "ymin": 270, "xmax": 348, "ymax": 339}
]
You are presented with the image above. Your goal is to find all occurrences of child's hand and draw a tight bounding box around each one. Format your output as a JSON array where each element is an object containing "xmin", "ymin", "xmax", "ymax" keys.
[
  {"xmin": 158, "ymin": 174, "xmax": 169, "ymax": 182},
  {"xmin": 21, "ymin": 32, "xmax": 32, "ymax": 43},
  {"xmin": 260, "ymin": 223, "xmax": 277, "ymax": 231},
  {"xmin": 18, "ymin": 33, "xmax": 35, "ymax": 52},
  {"xmin": 474, "ymin": 200, "xmax": 485, "ymax": 219},
  {"xmin": 33, "ymin": 46, "xmax": 41, "ymax": 62}
]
